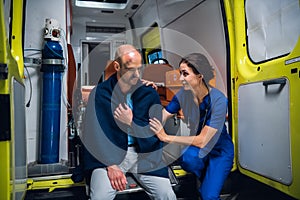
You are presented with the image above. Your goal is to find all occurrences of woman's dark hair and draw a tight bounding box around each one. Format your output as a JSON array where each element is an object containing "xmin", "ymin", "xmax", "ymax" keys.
[{"xmin": 179, "ymin": 53, "xmax": 215, "ymax": 84}]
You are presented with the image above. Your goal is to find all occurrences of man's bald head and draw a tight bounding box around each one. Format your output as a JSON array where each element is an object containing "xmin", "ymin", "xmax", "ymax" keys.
[
  {"xmin": 113, "ymin": 44, "xmax": 143, "ymax": 92},
  {"xmin": 114, "ymin": 45, "xmax": 141, "ymax": 65}
]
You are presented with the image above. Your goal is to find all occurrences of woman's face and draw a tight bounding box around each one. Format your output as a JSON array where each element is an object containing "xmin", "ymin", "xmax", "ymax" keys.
[{"xmin": 179, "ymin": 62, "xmax": 200, "ymax": 91}]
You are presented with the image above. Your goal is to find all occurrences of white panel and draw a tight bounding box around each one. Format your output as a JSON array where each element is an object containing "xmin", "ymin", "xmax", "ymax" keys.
[
  {"xmin": 161, "ymin": 0, "xmax": 227, "ymax": 95},
  {"xmin": 238, "ymin": 78, "xmax": 292, "ymax": 185},
  {"xmin": 157, "ymin": 0, "xmax": 202, "ymax": 27},
  {"xmin": 24, "ymin": 0, "xmax": 68, "ymax": 163},
  {"xmin": 81, "ymin": 43, "xmax": 90, "ymax": 86},
  {"xmin": 13, "ymin": 79, "xmax": 27, "ymax": 179},
  {"xmin": 24, "ymin": 0, "xmax": 67, "ymax": 51},
  {"xmin": 131, "ymin": 0, "xmax": 158, "ymax": 28},
  {"xmin": 12, "ymin": 79, "xmax": 27, "ymax": 199}
]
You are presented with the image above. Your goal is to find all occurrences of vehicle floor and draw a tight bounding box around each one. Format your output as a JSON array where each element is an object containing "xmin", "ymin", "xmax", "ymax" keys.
[{"xmin": 24, "ymin": 171, "xmax": 297, "ymax": 200}]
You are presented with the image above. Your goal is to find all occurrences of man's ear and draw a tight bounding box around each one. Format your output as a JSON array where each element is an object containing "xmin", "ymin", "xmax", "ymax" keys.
[{"xmin": 114, "ymin": 61, "xmax": 120, "ymax": 71}]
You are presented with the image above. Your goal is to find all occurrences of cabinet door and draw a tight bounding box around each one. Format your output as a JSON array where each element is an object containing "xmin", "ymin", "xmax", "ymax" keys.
[{"xmin": 238, "ymin": 79, "xmax": 291, "ymax": 185}]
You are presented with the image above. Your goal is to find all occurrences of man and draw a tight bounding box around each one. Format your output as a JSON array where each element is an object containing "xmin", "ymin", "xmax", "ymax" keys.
[{"xmin": 81, "ymin": 44, "xmax": 176, "ymax": 200}]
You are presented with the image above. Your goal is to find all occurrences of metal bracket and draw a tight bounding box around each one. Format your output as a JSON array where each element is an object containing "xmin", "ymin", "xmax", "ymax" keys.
[{"xmin": 24, "ymin": 57, "xmax": 42, "ymax": 66}]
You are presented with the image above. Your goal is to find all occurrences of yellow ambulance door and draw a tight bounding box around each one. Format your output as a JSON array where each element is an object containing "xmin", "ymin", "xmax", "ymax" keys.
[
  {"xmin": 0, "ymin": 0, "xmax": 27, "ymax": 199},
  {"xmin": 227, "ymin": 0, "xmax": 300, "ymax": 199}
]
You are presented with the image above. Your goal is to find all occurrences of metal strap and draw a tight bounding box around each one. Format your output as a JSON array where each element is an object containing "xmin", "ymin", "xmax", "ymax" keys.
[{"xmin": 42, "ymin": 59, "xmax": 64, "ymax": 65}]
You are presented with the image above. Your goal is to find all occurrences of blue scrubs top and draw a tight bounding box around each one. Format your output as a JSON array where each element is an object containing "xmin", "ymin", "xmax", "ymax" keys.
[{"xmin": 165, "ymin": 87, "xmax": 229, "ymax": 158}]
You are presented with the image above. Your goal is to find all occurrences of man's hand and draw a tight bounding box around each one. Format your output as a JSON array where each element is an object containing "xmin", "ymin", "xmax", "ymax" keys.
[
  {"xmin": 107, "ymin": 165, "xmax": 127, "ymax": 191},
  {"xmin": 114, "ymin": 103, "xmax": 133, "ymax": 126}
]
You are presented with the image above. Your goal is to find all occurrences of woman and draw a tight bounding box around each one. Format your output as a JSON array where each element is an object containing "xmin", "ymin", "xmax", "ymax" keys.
[{"xmin": 149, "ymin": 53, "xmax": 234, "ymax": 200}]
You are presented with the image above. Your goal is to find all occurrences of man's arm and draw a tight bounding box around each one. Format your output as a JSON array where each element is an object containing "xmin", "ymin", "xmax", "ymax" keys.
[{"xmin": 114, "ymin": 85, "xmax": 163, "ymax": 151}]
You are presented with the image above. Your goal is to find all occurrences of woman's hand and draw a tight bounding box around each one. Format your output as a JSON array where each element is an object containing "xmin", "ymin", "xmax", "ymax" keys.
[
  {"xmin": 141, "ymin": 79, "xmax": 158, "ymax": 90},
  {"xmin": 149, "ymin": 118, "xmax": 169, "ymax": 142}
]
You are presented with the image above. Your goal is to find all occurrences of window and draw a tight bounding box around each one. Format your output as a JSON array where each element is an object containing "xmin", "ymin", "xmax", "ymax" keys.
[
  {"xmin": 141, "ymin": 24, "xmax": 161, "ymax": 64},
  {"xmin": 147, "ymin": 49, "xmax": 163, "ymax": 64},
  {"xmin": 246, "ymin": 0, "xmax": 300, "ymax": 62}
]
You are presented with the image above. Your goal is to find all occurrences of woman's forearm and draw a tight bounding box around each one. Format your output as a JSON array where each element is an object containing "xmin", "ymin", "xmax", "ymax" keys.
[
  {"xmin": 150, "ymin": 117, "xmax": 216, "ymax": 148},
  {"xmin": 165, "ymin": 135, "xmax": 200, "ymax": 146},
  {"xmin": 165, "ymin": 126, "xmax": 217, "ymax": 148}
]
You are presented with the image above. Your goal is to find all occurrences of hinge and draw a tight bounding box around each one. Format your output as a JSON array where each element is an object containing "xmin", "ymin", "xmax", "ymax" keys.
[
  {"xmin": 0, "ymin": 94, "xmax": 11, "ymax": 141},
  {"xmin": 0, "ymin": 63, "xmax": 8, "ymax": 80}
]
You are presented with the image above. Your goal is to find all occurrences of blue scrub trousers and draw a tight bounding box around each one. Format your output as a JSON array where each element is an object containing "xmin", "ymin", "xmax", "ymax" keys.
[{"xmin": 180, "ymin": 136, "xmax": 234, "ymax": 200}]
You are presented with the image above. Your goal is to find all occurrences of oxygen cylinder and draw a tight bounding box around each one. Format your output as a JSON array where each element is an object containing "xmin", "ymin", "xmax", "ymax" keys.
[{"xmin": 40, "ymin": 19, "xmax": 64, "ymax": 164}]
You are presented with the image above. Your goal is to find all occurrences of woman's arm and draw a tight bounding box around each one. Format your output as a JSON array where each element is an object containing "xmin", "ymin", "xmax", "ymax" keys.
[
  {"xmin": 149, "ymin": 118, "xmax": 217, "ymax": 148},
  {"xmin": 192, "ymin": 125, "xmax": 218, "ymax": 148}
]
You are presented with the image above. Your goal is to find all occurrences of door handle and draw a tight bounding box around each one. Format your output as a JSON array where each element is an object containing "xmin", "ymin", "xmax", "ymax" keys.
[
  {"xmin": 263, "ymin": 78, "xmax": 286, "ymax": 94},
  {"xmin": 263, "ymin": 78, "xmax": 286, "ymax": 86}
]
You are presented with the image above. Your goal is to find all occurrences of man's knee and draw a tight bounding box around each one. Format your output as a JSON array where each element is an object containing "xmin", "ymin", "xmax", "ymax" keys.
[
  {"xmin": 90, "ymin": 189, "xmax": 117, "ymax": 200},
  {"xmin": 90, "ymin": 168, "xmax": 116, "ymax": 200},
  {"xmin": 146, "ymin": 179, "xmax": 176, "ymax": 200}
]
